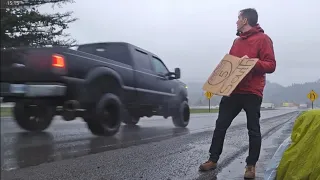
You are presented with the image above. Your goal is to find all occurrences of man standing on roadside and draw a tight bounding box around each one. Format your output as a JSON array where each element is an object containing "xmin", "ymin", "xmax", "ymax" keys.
[{"xmin": 199, "ymin": 8, "xmax": 276, "ymax": 179}]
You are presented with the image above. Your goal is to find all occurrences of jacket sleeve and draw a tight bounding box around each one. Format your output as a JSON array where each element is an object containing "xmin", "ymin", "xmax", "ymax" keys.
[
  {"xmin": 254, "ymin": 36, "xmax": 276, "ymax": 74},
  {"xmin": 229, "ymin": 38, "xmax": 239, "ymax": 54}
]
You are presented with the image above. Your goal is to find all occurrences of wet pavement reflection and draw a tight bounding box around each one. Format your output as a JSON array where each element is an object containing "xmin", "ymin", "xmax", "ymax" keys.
[
  {"xmin": 1, "ymin": 109, "xmax": 297, "ymax": 172},
  {"xmin": 10, "ymin": 132, "xmax": 54, "ymax": 169},
  {"xmin": 1, "ymin": 122, "xmax": 191, "ymax": 170}
]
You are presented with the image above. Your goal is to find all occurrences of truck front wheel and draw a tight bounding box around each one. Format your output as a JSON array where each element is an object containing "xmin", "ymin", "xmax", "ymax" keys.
[
  {"xmin": 85, "ymin": 93, "xmax": 122, "ymax": 136},
  {"xmin": 13, "ymin": 102, "xmax": 54, "ymax": 132},
  {"xmin": 172, "ymin": 101, "xmax": 190, "ymax": 128}
]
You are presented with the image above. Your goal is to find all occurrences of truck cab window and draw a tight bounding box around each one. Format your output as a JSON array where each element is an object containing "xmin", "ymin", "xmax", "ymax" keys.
[
  {"xmin": 133, "ymin": 49, "xmax": 153, "ymax": 72},
  {"xmin": 78, "ymin": 43, "xmax": 131, "ymax": 65},
  {"xmin": 151, "ymin": 56, "xmax": 169, "ymax": 75}
]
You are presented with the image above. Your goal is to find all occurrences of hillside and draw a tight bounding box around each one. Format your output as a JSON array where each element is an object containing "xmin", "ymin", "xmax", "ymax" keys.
[{"xmin": 186, "ymin": 79, "xmax": 320, "ymax": 107}]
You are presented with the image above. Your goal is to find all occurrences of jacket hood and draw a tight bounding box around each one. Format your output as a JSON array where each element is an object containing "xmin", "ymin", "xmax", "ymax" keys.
[{"xmin": 237, "ymin": 24, "xmax": 264, "ymax": 39}]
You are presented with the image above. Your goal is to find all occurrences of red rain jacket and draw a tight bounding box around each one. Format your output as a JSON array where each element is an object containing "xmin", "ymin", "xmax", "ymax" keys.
[{"xmin": 229, "ymin": 24, "xmax": 276, "ymax": 97}]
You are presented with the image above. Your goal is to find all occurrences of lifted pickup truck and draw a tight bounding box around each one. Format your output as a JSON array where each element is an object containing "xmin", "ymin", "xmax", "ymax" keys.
[{"xmin": 0, "ymin": 42, "xmax": 190, "ymax": 136}]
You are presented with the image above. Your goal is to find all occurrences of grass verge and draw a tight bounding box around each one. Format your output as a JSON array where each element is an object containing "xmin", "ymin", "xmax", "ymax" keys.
[
  {"xmin": 1, "ymin": 107, "xmax": 12, "ymax": 117},
  {"xmin": 190, "ymin": 108, "xmax": 219, "ymax": 114},
  {"xmin": 0, "ymin": 106, "xmax": 218, "ymax": 117}
]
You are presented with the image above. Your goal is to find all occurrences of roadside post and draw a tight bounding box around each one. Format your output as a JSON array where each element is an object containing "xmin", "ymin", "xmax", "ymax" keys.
[
  {"xmin": 205, "ymin": 91, "xmax": 213, "ymax": 112},
  {"xmin": 307, "ymin": 90, "xmax": 318, "ymax": 109}
]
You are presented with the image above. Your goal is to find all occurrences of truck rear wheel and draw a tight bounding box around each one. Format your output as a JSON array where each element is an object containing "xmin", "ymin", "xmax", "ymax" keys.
[
  {"xmin": 86, "ymin": 93, "xmax": 122, "ymax": 136},
  {"xmin": 172, "ymin": 101, "xmax": 190, "ymax": 128},
  {"xmin": 13, "ymin": 102, "xmax": 54, "ymax": 132}
]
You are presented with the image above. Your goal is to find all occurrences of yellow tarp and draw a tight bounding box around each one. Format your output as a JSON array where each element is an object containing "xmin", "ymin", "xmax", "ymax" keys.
[{"xmin": 277, "ymin": 110, "xmax": 320, "ymax": 180}]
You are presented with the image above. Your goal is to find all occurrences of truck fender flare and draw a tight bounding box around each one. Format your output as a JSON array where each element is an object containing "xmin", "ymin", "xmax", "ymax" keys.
[
  {"xmin": 170, "ymin": 86, "xmax": 188, "ymax": 109},
  {"xmin": 176, "ymin": 86, "xmax": 188, "ymax": 100},
  {"xmin": 84, "ymin": 67, "xmax": 124, "ymax": 88},
  {"xmin": 179, "ymin": 88, "xmax": 188, "ymax": 99}
]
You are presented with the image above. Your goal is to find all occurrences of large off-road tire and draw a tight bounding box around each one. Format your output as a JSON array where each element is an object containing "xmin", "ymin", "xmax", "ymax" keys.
[
  {"xmin": 13, "ymin": 102, "xmax": 54, "ymax": 132},
  {"xmin": 172, "ymin": 101, "xmax": 190, "ymax": 128},
  {"xmin": 86, "ymin": 93, "xmax": 122, "ymax": 136}
]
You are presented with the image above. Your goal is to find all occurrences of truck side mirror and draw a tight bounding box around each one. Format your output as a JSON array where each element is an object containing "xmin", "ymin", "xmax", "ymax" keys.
[{"xmin": 174, "ymin": 68, "xmax": 181, "ymax": 79}]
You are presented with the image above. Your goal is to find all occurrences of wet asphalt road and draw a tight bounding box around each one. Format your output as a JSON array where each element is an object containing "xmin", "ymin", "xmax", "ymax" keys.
[{"xmin": 1, "ymin": 109, "xmax": 299, "ymax": 180}]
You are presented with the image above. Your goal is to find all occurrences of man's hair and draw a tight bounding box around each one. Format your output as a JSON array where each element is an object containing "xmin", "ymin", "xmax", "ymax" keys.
[{"xmin": 239, "ymin": 8, "xmax": 258, "ymax": 26}]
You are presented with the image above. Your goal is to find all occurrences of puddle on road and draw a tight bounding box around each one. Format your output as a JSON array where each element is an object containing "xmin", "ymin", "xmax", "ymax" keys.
[{"xmin": 1, "ymin": 126, "xmax": 192, "ymax": 171}]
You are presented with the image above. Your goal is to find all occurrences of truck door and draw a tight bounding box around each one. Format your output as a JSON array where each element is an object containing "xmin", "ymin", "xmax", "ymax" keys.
[
  {"xmin": 131, "ymin": 48, "xmax": 158, "ymax": 106},
  {"xmin": 150, "ymin": 56, "xmax": 176, "ymax": 107}
]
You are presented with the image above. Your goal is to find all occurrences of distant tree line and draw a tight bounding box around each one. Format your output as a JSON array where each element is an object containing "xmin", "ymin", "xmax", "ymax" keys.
[
  {"xmin": 187, "ymin": 80, "xmax": 320, "ymax": 107},
  {"xmin": 1, "ymin": 0, "xmax": 77, "ymax": 48}
]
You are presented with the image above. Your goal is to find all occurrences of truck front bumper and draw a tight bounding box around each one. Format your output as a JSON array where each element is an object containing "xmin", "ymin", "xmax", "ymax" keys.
[{"xmin": 0, "ymin": 83, "xmax": 66, "ymax": 97}]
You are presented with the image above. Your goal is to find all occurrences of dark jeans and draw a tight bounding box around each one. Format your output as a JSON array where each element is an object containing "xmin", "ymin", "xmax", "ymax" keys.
[{"xmin": 209, "ymin": 94, "xmax": 262, "ymax": 166}]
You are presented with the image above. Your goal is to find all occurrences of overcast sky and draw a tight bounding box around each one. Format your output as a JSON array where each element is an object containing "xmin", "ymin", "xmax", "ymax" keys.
[{"xmin": 43, "ymin": 0, "xmax": 319, "ymax": 86}]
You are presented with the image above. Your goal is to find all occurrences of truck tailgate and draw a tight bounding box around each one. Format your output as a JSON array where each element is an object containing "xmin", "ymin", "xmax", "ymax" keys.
[{"xmin": 1, "ymin": 48, "xmax": 63, "ymax": 82}]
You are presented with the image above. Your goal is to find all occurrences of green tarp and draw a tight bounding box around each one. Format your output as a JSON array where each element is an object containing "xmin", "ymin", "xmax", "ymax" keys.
[{"xmin": 277, "ymin": 110, "xmax": 320, "ymax": 180}]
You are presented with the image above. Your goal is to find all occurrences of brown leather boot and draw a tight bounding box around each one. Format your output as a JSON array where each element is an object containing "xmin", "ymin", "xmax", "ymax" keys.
[
  {"xmin": 199, "ymin": 160, "xmax": 217, "ymax": 171},
  {"xmin": 244, "ymin": 165, "xmax": 256, "ymax": 179}
]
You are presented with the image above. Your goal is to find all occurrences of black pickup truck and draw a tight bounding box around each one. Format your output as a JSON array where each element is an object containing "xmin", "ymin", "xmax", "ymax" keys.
[{"xmin": 0, "ymin": 42, "xmax": 190, "ymax": 136}]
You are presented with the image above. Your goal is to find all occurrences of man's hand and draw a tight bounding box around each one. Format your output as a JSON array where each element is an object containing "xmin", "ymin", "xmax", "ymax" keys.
[{"xmin": 239, "ymin": 55, "xmax": 250, "ymax": 66}]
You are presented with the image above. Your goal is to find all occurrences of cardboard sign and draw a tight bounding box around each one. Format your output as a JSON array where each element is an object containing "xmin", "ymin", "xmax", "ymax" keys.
[{"xmin": 202, "ymin": 54, "xmax": 258, "ymax": 96}]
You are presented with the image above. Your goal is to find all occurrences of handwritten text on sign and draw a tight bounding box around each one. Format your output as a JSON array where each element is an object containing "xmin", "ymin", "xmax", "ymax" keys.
[{"xmin": 203, "ymin": 54, "xmax": 258, "ymax": 96}]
